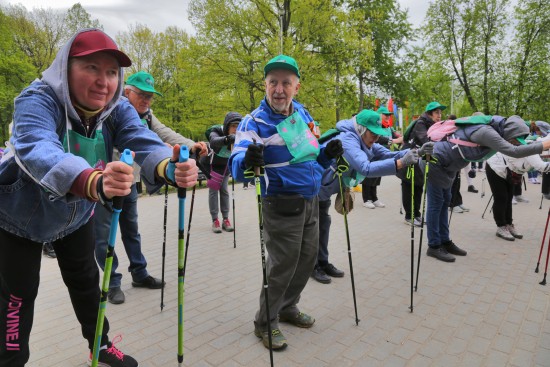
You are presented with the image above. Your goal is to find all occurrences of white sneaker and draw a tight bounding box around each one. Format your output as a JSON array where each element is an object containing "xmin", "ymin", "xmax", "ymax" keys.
[
  {"xmin": 512, "ymin": 197, "xmax": 518, "ymax": 205},
  {"xmin": 452, "ymin": 206, "xmax": 464, "ymax": 213},
  {"xmin": 496, "ymin": 226, "xmax": 515, "ymax": 241},
  {"xmin": 373, "ymin": 200, "xmax": 386, "ymax": 208},
  {"xmin": 514, "ymin": 195, "xmax": 530, "ymax": 203},
  {"xmin": 404, "ymin": 218, "xmax": 422, "ymax": 227},
  {"xmin": 529, "ymin": 178, "xmax": 536, "ymax": 184},
  {"xmin": 459, "ymin": 204, "xmax": 470, "ymax": 212},
  {"xmin": 363, "ymin": 200, "xmax": 376, "ymax": 209},
  {"xmin": 535, "ymin": 178, "xmax": 541, "ymax": 184},
  {"xmin": 507, "ymin": 224, "xmax": 523, "ymax": 239}
]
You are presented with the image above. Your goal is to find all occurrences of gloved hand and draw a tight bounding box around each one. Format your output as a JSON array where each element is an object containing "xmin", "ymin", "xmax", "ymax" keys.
[
  {"xmin": 244, "ymin": 143, "xmax": 265, "ymax": 167},
  {"xmin": 324, "ymin": 139, "xmax": 344, "ymax": 159},
  {"xmin": 468, "ymin": 169, "xmax": 476, "ymax": 178},
  {"xmin": 224, "ymin": 134, "xmax": 235, "ymax": 146},
  {"xmin": 401, "ymin": 149, "xmax": 419, "ymax": 166},
  {"xmin": 418, "ymin": 141, "xmax": 435, "ymax": 157}
]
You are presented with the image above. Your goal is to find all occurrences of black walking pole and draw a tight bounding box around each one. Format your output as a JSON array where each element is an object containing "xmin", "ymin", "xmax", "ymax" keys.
[
  {"xmin": 335, "ymin": 155, "xmax": 360, "ymax": 325},
  {"xmin": 160, "ymin": 183, "xmax": 169, "ymax": 311},
  {"xmin": 414, "ymin": 157, "xmax": 431, "ymax": 292},
  {"xmin": 540, "ymin": 234, "xmax": 550, "ymax": 285},
  {"xmin": 91, "ymin": 149, "xmax": 133, "ymax": 367},
  {"xmin": 482, "ymin": 195, "xmax": 494, "ymax": 219},
  {"xmin": 535, "ymin": 207, "xmax": 550, "ymax": 274},
  {"xmin": 408, "ymin": 164, "xmax": 415, "ymax": 313},
  {"xmin": 540, "ymin": 194, "xmax": 544, "ymax": 210},
  {"xmin": 246, "ymin": 140, "xmax": 274, "ymax": 366}
]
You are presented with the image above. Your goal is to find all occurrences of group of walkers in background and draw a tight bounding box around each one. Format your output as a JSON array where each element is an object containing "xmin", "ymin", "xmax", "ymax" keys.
[{"xmin": 2, "ymin": 27, "xmax": 550, "ymax": 366}]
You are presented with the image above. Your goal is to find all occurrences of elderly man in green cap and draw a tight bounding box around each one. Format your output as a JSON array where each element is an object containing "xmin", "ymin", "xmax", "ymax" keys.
[
  {"xmin": 398, "ymin": 101, "xmax": 446, "ymax": 226},
  {"xmin": 94, "ymin": 71, "xmax": 206, "ymax": 304},
  {"xmin": 229, "ymin": 55, "xmax": 344, "ymax": 350}
]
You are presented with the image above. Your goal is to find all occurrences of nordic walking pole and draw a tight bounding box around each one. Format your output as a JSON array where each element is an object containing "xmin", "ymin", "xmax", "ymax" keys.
[
  {"xmin": 414, "ymin": 156, "xmax": 430, "ymax": 292},
  {"xmin": 535, "ymin": 207, "xmax": 550, "ymax": 274},
  {"xmin": 232, "ymin": 176, "xmax": 236, "ymax": 248},
  {"xmin": 408, "ymin": 164, "xmax": 415, "ymax": 313},
  {"xmin": 160, "ymin": 183, "xmax": 169, "ymax": 311},
  {"xmin": 540, "ymin": 194, "xmax": 544, "ymax": 210},
  {"xmin": 540, "ymin": 233, "xmax": 550, "ymax": 285},
  {"xmin": 482, "ymin": 195, "xmax": 493, "ymax": 219},
  {"xmin": 177, "ymin": 145, "xmax": 189, "ymax": 366},
  {"xmin": 335, "ymin": 155, "xmax": 360, "ymax": 325},
  {"xmin": 246, "ymin": 140, "xmax": 274, "ymax": 366},
  {"xmin": 91, "ymin": 149, "xmax": 133, "ymax": 367}
]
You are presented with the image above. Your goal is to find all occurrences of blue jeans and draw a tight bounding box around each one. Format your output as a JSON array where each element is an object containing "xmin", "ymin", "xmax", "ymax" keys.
[
  {"xmin": 426, "ymin": 181, "xmax": 452, "ymax": 248},
  {"xmin": 94, "ymin": 184, "xmax": 149, "ymax": 288}
]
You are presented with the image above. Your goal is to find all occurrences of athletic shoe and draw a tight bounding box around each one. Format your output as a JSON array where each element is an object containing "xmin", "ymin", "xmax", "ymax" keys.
[
  {"xmin": 477, "ymin": 168, "xmax": 485, "ymax": 172},
  {"xmin": 132, "ymin": 275, "xmax": 164, "ymax": 289},
  {"xmin": 404, "ymin": 218, "xmax": 422, "ymax": 227},
  {"xmin": 363, "ymin": 200, "xmax": 376, "ymax": 209},
  {"xmin": 507, "ymin": 224, "xmax": 523, "ymax": 239},
  {"xmin": 467, "ymin": 185, "xmax": 479, "ymax": 193},
  {"xmin": 311, "ymin": 265, "xmax": 331, "ymax": 284},
  {"xmin": 322, "ymin": 263, "xmax": 344, "ymax": 278},
  {"xmin": 535, "ymin": 178, "xmax": 541, "ymax": 184},
  {"xmin": 222, "ymin": 218, "xmax": 234, "ymax": 232},
  {"xmin": 107, "ymin": 287, "xmax": 125, "ymax": 305},
  {"xmin": 452, "ymin": 206, "xmax": 464, "ymax": 213},
  {"xmin": 87, "ymin": 335, "xmax": 137, "ymax": 367},
  {"xmin": 442, "ymin": 240, "xmax": 467, "ymax": 256},
  {"xmin": 459, "ymin": 204, "xmax": 470, "ymax": 212},
  {"xmin": 373, "ymin": 200, "xmax": 386, "ymax": 208},
  {"xmin": 529, "ymin": 178, "xmax": 537, "ymax": 184},
  {"xmin": 514, "ymin": 195, "xmax": 529, "ymax": 203},
  {"xmin": 279, "ymin": 311, "xmax": 315, "ymax": 328},
  {"xmin": 42, "ymin": 242, "xmax": 56, "ymax": 258},
  {"xmin": 496, "ymin": 226, "xmax": 515, "ymax": 241},
  {"xmin": 212, "ymin": 218, "xmax": 222, "ymax": 233},
  {"xmin": 254, "ymin": 327, "xmax": 287, "ymax": 350},
  {"xmin": 426, "ymin": 246, "xmax": 455, "ymax": 262},
  {"xmin": 512, "ymin": 197, "xmax": 518, "ymax": 205}
]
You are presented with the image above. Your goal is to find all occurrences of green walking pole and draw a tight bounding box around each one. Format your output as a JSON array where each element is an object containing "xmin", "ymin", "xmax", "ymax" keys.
[
  {"xmin": 91, "ymin": 149, "xmax": 134, "ymax": 367},
  {"xmin": 177, "ymin": 146, "xmax": 189, "ymax": 366},
  {"xmin": 414, "ymin": 156, "xmax": 431, "ymax": 292},
  {"xmin": 334, "ymin": 155, "xmax": 360, "ymax": 325}
]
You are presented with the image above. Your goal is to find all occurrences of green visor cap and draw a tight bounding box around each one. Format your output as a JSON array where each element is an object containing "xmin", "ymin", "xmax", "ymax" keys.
[
  {"xmin": 377, "ymin": 106, "xmax": 392, "ymax": 115},
  {"xmin": 126, "ymin": 71, "xmax": 163, "ymax": 96},
  {"xmin": 356, "ymin": 109, "xmax": 391, "ymax": 136},
  {"xmin": 425, "ymin": 101, "xmax": 446, "ymax": 112},
  {"xmin": 264, "ymin": 55, "xmax": 300, "ymax": 78}
]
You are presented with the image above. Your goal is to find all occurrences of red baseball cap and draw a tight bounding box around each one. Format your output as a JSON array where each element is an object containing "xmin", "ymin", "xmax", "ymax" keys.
[{"xmin": 69, "ymin": 30, "xmax": 132, "ymax": 67}]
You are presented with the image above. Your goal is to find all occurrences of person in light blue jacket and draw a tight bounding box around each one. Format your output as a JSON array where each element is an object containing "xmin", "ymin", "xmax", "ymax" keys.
[
  {"xmin": 312, "ymin": 109, "xmax": 431, "ymax": 284},
  {"xmin": 0, "ymin": 29, "xmax": 198, "ymax": 367}
]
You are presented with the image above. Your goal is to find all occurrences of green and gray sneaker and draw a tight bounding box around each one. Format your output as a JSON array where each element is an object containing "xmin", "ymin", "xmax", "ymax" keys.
[
  {"xmin": 254, "ymin": 327, "xmax": 288, "ymax": 350},
  {"xmin": 279, "ymin": 311, "xmax": 315, "ymax": 328}
]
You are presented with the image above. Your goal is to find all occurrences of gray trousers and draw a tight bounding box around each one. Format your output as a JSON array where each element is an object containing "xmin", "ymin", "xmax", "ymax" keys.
[
  {"xmin": 208, "ymin": 175, "xmax": 230, "ymax": 220},
  {"xmin": 254, "ymin": 195, "xmax": 319, "ymax": 331}
]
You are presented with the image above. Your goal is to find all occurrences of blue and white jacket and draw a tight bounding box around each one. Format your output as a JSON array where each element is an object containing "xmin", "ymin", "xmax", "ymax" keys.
[
  {"xmin": 318, "ymin": 118, "xmax": 407, "ymax": 201},
  {"xmin": 229, "ymin": 98, "xmax": 324, "ymax": 198}
]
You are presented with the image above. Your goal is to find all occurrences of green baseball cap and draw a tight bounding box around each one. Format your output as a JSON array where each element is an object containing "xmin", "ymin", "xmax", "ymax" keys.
[
  {"xmin": 356, "ymin": 109, "xmax": 391, "ymax": 136},
  {"xmin": 126, "ymin": 71, "xmax": 163, "ymax": 96},
  {"xmin": 377, "ymin": 106, "xmax": 392, "ymax": 115},
  {"xmin": 264, "ymin": 55, "xmax": 300, "ymax": 78},
  {"xmin": 425, "ymin": 101, "xmax": 446, "ymax": 112}
]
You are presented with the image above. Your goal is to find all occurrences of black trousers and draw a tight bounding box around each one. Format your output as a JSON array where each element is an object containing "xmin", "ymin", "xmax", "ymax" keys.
[
  {"xmin": 449, "ymin": 173, "xmax": 463, "ymax": 208},
  {"xmin": 362, "ymin": 177, "xmax": 381, "ymax": 202},
  {"xmin": 401, "ymin": 181, "xmax": 422, "ymax": 219},
  {"xmin": 486, "ymin": 163, "xmax": 513, "ymax": 227},
  {"xmin": 0, "ymin": 220, "xmax": 109, "ymax": 367}
]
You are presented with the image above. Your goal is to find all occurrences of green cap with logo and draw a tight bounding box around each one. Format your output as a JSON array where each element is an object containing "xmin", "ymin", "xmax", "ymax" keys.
[
  {"xmin": 264, "ymin": 54, "xmax": 300, "ymax": 78},
  {"xmin": 126, "ymin": 71, "xmax": 163, "ymax": 96},
  {"xmin": 356, "ymin": 109, "xmax": 391, "ymax": 136},
  {"xmin": 377, "ymin": 106, "xmax": 392, "ymax": 115},
  {"xmin": 425, "ymin": 101, "xmax": 446, "ymax": 112}
]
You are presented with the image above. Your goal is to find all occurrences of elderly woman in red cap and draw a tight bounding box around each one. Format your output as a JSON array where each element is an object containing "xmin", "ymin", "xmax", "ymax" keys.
[{"xmin": 0, "ymin": 29, "xmax": 198, "ymax": 367}]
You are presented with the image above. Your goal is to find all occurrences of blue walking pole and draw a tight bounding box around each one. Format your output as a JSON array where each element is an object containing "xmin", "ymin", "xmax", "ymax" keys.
[
  {"xmin": 91, "ymin": 149, "xmax": 134, "ymax": 367},
  {"xmin": 177, "ymin": 146, "xmax": 189, "ymax": 366}
]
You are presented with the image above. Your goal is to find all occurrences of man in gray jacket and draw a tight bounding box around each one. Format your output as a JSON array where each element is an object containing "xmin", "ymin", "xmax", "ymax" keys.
[{"xmin": 94, "ymin": 71, "xmax": 207, "ymax": 304}]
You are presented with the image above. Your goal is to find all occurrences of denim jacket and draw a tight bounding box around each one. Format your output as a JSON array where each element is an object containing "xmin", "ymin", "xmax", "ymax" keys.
[{"xmin": 0, "ymin": 28, "xmax": 171, "ymax": 242}]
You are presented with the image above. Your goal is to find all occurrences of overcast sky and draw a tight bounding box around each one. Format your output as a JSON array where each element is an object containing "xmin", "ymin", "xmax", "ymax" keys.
[{"xmin": 1, "ymin": 0, "xmax": 429, "ymax": 37}]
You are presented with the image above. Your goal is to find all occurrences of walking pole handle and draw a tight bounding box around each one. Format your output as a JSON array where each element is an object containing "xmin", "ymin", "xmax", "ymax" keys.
[
  {"xmin": 113, "ymin": 149, "xmax": 134, "ymax": 210},
  {"xmin": 177, "ymin": 146, "xmax": 189, "ymax": 199}
]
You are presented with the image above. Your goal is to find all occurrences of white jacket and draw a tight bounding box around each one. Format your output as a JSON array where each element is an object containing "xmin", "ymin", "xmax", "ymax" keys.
[{"xmin": 487, "ymin": 151, "xmax": 550, "ymax": 179}]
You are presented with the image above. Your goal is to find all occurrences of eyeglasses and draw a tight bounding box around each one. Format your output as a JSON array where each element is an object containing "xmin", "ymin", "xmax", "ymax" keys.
[{"xmin": 129, "ymin": 89, "xmax": 154, "ymax": 101}]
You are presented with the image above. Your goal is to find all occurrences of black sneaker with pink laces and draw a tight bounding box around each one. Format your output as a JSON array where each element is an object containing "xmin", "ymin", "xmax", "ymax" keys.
[{"xmin": 87, "ymin": 335, "xmax": 138, "ymax": 367}]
